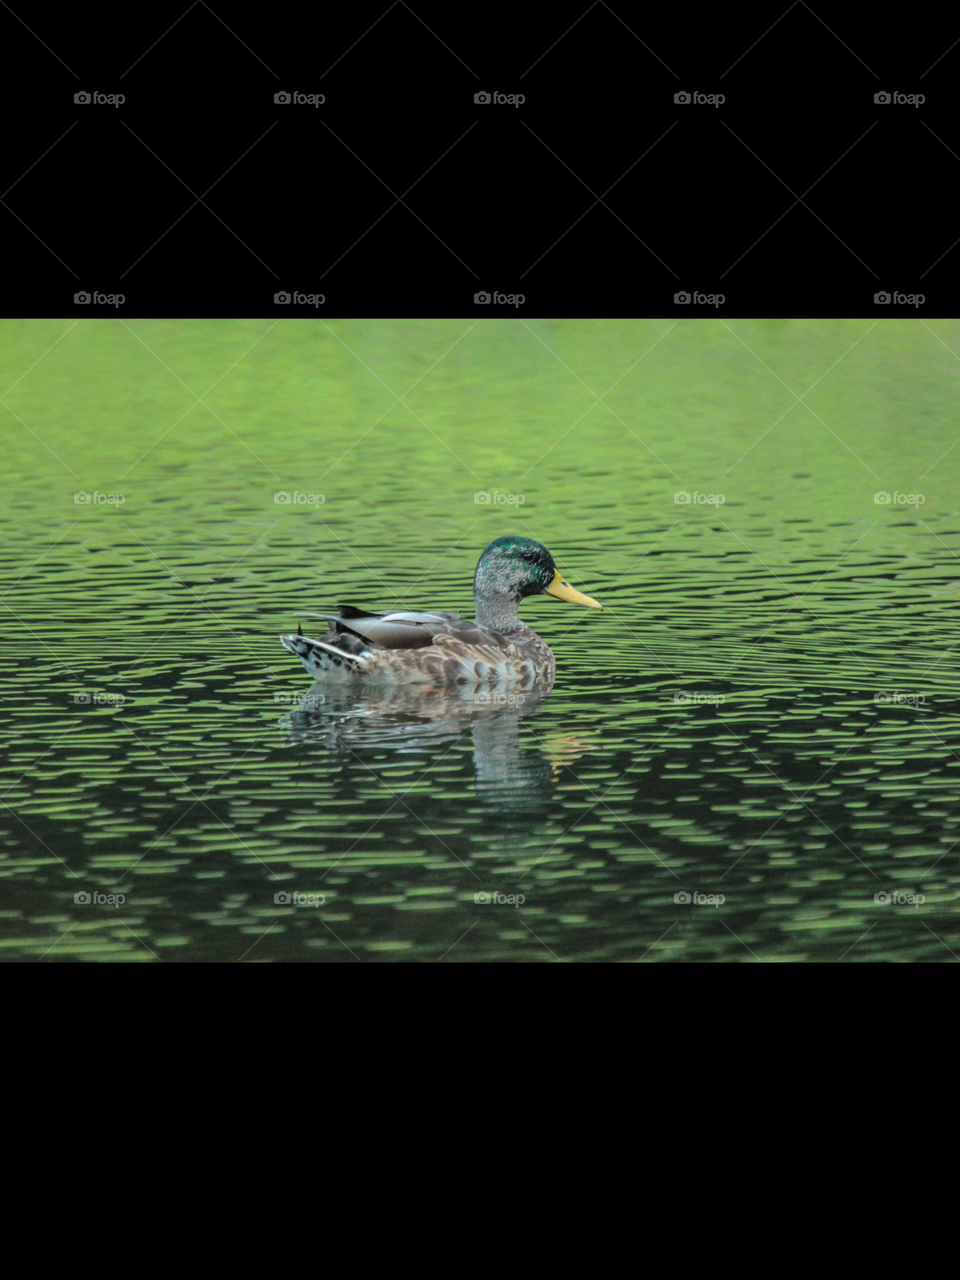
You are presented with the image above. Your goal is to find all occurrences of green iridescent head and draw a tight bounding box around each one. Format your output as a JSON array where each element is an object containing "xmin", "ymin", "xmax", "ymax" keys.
[
  {"xmin": 473, "ymin": 536, "xmax": 602, "ymax": 626},
  {"xmin": 474, "ymin": 537, "xmax": 559, "ymax": 602}
]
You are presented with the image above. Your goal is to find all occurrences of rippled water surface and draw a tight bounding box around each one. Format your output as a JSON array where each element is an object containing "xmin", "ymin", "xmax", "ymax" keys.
[{"xmin": 2, "ymin": 317, "xmax": 960, "ymax": 961}]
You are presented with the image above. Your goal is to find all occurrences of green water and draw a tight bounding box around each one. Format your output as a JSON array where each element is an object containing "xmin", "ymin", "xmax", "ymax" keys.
[{"xmin": 2, "ymin": 316, "xmax": 959, "ymax": 961}]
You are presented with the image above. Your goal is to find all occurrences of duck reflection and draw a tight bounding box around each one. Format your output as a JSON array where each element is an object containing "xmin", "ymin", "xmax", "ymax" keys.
[{"xmin": 280, "ymin": 683, "xmax": 592, "ymax": 816}]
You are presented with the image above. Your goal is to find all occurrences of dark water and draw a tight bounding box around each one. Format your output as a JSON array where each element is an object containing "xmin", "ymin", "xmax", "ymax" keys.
[{"xmin": 2, "ymin": 317, "xmax": 959, "ymax": 960}]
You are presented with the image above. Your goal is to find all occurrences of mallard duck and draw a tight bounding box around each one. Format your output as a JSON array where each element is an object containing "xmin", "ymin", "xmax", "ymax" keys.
[{"xmin": 279, "ymin": 536, "xmax": 601, "ymax": 688}]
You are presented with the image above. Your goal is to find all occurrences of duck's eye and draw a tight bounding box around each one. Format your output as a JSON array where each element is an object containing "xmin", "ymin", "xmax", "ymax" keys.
[{"xmin": 521, "ymin": 551, "xmax": 536, "ymax": 561}]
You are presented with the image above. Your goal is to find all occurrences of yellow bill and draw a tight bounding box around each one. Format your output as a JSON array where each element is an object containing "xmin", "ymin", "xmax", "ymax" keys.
[{"xmin": 543, "ymin": 568, "xmax": 603, "ymax": 609}]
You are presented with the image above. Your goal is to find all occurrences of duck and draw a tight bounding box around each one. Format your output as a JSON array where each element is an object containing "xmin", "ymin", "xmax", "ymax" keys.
[{"xmin": 279, "ymin": 535, "xmax": 602, "ymax": 689}]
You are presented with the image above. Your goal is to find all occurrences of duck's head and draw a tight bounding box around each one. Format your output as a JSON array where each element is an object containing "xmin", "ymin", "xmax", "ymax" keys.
[{"xmin": 473, "ymin": 536, "xmax": 602, "ymax": 628}]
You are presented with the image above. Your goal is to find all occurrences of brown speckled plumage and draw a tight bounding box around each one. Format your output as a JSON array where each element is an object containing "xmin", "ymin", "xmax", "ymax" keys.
[{"xmin": 280, "ymin": 536, "xmax": 600, "ymax": 689}]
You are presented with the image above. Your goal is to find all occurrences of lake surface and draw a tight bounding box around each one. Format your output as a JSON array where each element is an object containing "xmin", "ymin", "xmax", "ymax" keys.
[{"xmin": 2, "ymin": 316, "xmax": 959, "ymax": 961}]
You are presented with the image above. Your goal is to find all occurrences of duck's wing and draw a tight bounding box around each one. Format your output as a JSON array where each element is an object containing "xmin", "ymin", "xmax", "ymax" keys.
[
  {"xmin": 284, "ymin": 611, "xmax": 548, "ymax": 685},
  {"xmin": 298, "ymin": 609, "xmax": 463, "ymax": 650}
]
